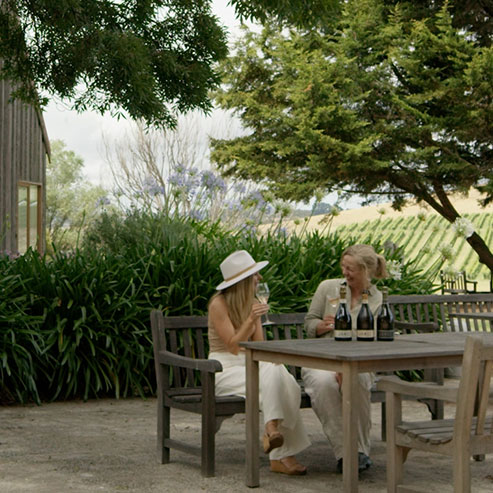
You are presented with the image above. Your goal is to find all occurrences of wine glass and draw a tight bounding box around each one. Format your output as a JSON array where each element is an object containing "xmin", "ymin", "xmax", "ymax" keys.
[
  {"xmin": 326, "ymin": 285, "xmax": 340, "ymax": 316},
  {"xmin": 256, "ymin": 282, "xmax": 273, "ymax": 325}
]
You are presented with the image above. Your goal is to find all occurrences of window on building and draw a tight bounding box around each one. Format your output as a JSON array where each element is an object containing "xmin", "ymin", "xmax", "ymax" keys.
[{"xmin": 18, "ymin": 182, "xmax": 42, "ymax": 254}]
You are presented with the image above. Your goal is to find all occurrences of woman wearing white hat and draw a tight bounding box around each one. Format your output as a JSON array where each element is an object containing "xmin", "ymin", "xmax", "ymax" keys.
[{"xmin": 208, "ymin": 250, "xmax": 310, "ymax": 475}]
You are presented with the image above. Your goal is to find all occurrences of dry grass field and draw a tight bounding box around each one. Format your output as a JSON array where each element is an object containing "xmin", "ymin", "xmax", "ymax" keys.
[{"xmin": 289, "ymin": 189, "xmax": 493, "ymax": 233}]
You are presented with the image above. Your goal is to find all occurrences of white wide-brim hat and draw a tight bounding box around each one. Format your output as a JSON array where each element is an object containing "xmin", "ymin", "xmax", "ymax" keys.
[{"xmin": 216, "ymin": 250, "xmax": 268, "ymax": 291}]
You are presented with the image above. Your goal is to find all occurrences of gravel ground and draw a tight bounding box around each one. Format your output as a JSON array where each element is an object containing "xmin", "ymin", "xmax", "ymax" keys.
[{"xmin": 1, "ymin": 397, "xmax": 493, "ymax": 492}]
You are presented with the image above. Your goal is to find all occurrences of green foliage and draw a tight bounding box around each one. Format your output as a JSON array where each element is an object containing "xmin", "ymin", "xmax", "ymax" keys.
[
  {"xmin": 0, "ymin": 0, "xmax": 228, "ymax": 127},
  {"xmin": 0, "ymin": 254, "xmax": 46, "ymax": 404},
  {"xmin": 229, "ymin": 0, "xmax": 492, "ymax": 44},
  {"xmin": 230, "ymin": 0, "xmax": 341, "ymax": 29},
  {"xmin": 0, "ymin": 210, "xmax": 434, "ymax": 404},
  {"xmin": 214, "ymin": 1, "xmax": 492, "ymax": 203}
]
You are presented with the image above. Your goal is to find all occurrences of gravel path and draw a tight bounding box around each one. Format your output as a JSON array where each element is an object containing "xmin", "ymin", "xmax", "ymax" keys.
[{"xmin": 1, "ymin": 397, "xmax": 493, "ymax": 492}]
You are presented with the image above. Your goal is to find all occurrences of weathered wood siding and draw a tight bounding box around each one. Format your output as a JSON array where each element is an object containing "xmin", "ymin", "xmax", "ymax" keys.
[{"xmin": 0, "ymin": 75, "xmax": 50, "ymax": 254}]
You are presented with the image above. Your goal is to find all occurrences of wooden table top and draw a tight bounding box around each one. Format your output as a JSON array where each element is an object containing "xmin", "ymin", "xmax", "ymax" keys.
[{"xmin": 241, "ymin": 332, "xmax": 474, "ymax": 362}]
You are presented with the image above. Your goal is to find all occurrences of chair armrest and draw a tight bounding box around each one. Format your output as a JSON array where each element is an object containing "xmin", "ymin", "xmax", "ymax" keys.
[
  {"xmin": 158, "ymin": 350, "xmax": 223, "ymax": 373},
  {"xmin": 394, "ymin": 321, "xmax": 438, "ymax": 333},
  {"xmin": 376, "ymin": 375, "xmax": 458, "ymax": 403}
]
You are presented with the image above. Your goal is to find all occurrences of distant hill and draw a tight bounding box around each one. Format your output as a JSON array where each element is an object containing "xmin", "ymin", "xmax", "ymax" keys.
[{"xmin": 288, "ymin": 190, "xmax": 493, "ymax": 233}]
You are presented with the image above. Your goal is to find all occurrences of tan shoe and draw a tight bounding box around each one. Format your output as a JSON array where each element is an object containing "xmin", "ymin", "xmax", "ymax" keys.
[
  {"xmin": 270, "ymin": 458, "xmax": 307, "ymax": 476},
  {"xmin": 262, "ymin": 430, "xmax": 284, "ymax": 453}
]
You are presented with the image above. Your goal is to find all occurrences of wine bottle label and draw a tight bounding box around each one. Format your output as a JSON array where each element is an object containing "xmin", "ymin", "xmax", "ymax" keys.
[
  {"xmin": 357, "ymin": 330, "xmax": 374, "ymax": 339},
  {"xmin": 334, "ymin": 330, "xmax": 352, "ymax": 340},
  {"xmin": 377, "ymin": 330, "xmax": 394, "ymax": 340}
]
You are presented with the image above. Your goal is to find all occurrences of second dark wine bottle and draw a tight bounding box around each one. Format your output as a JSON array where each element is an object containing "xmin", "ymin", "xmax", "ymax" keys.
[
  {"xmin": 334, "ymin": 285, "xmax": 352, "ymax": 341},
  {"xmin": 356, "ymin": 290, "xmax": 374, "ymax": 341}
]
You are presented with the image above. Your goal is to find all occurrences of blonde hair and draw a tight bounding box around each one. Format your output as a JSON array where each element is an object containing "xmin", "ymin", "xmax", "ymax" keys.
[
  {"xmin": 341, "ymin": 244, "xmax": 388, "ymax": 280},
  {"xmin": 211, "ymin": 275, "xmax": 255, "ymax": 330}
]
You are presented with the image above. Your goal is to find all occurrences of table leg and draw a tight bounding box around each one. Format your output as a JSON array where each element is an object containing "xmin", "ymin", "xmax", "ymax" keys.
[
  {"xmin": 245, "ymin": 349, "xmax": 260, "ymax": 487},
  {"xmin": 342, "ymin": 361, "xmax": 359, "ymax": 492}
]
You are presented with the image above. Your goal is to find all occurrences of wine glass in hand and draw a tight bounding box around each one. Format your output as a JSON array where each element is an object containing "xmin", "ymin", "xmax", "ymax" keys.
[
  {"xmin": 326, "ymin": 285, "xmax": 340, "ymax": 316},
  {"xmin": 256, "ymin": 282, "xmax": 273, "ymax": 325}
]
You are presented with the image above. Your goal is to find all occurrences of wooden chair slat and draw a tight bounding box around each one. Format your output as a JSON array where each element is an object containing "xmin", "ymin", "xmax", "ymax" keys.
[
  {"xmin": 476, "ymin": 360, "xmax": 493, "ymax": 434},
  {"xmin": 168, "ymin": 329, "xmax": 182, "ymax": 388},
  {"xmin": 195, "ymin": 328, "xmax": 207, "ymax": 360},
  {"xmin": 182, "ymin": 329, "xmax": 195, "ymax": 386}
]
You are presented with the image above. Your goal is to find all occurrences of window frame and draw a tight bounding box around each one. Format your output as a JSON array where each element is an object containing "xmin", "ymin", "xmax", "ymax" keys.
[{"xmin": 17, "ymin": 181, "xmax": 43, "ymax": 254}]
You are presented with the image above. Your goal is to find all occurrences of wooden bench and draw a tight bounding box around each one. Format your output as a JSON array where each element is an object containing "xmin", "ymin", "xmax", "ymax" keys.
[
  {"xmin": 150, "ymin": 309, "xmax": 441, "ymax": 476},
  {"xmin": 439, "ymin": 270, "xmax": 478, "ymax": 294},
  {"xmin": 388, "ymin": 293, "xmax": 493, "ymax": 333},
  {"xmin": 151, "ymin": 312, "xmax": 307, "ymax": 476}
]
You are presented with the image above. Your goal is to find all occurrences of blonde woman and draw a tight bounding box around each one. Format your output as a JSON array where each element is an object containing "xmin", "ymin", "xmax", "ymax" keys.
[
  {"xmin": 303, "ymin": 244, "xmax": 388, "ymax": 473},
  {"xmin": 208, "ymin": 250, "xmax": 310, "ymax": 475}
]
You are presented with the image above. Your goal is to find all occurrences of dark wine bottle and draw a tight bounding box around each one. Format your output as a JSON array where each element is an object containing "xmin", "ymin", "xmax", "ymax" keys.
[
  {"xmin": 334, "ymin": 285, "xmax": 352, "ymax": 341},
  {"xmin": 377, "ymin": 287, "xmax": 394, "ymax": 341},
  {"xmin": 356, "ymin": 290, "xmax": 374, "ymax": 341}
]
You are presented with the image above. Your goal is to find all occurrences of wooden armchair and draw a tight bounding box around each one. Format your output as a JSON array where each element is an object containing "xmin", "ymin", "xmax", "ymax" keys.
[
  {"xmin": 440, "ymin": 270, "xmax": 478, "ymax": 294},
  {"xmin": 377, "ymin": 334, "xmax": 493, "ymax": 493},
  {"xmin": 150, "ymin": 310, "xmax": 308, "ymax": 477}
]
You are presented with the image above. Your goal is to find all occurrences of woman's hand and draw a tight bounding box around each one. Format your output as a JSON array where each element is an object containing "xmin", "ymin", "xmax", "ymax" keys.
[
  {"xmin": 210, "ymin": 296, "xmax": 267, "ymax": 354},
  {"xmin": 316, "ymin": 315, "xmax": 335, "ymax": 336},
  {"xmin": 250, "ymin": 302, "xmax": 269, "ymax": 324}
]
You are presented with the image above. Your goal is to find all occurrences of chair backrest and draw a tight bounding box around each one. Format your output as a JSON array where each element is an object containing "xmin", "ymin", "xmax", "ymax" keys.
[
  {"xmin": 454, "ymin": 335, "xmax": 493, "ymax": 453},
  {"xmin": 262, "ymin": 313, "xmax": 306, "ymax": 378},
  {"xmin": 440, "ymin": 271, "xmax": 468, "ymax": 294},
  {"xmin": 262, "ymin": 313, "xmax": 306, "ymax": 341},
  {"xmin": 151, "ymin": 310, "xmax": 209, "ymax": 390},
  {"xmin": 388, "ymin": 293, "xmax": 493, "ymax": 332}
]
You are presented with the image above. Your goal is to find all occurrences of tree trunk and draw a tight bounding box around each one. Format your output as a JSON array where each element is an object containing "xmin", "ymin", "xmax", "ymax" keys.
[{"xmin": 422, "ymin": 184, "xmax": 493, "ymax": 276}]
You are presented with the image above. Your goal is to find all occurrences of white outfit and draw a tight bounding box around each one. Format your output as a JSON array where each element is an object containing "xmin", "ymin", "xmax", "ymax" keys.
[
  {"xmin": 302, "ymin": 279, "xmax": 382, "ymax": 460},
  {"xmin": 209, "ymin": 351, "xmax": 311, "ymax": 460},
  {"xmin": 301, "ymin": 367, "xmax": 373, "ymax": 459}
]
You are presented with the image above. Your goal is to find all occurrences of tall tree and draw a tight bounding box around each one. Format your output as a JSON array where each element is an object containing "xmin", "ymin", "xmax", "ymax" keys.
[
  {"xmin": 211, "ymin": 0, "xmax": 493, "ymax": 271},
  {"xmin": 46, "ymin": 140, "xmax": 107, "ymax": 248},
  {"xmin": 0, "ymin": 0, "xmax": 227, "ymax": 127}
]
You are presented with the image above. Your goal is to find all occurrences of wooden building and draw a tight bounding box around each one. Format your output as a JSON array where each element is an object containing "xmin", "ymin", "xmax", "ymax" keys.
[{"xmin": 0, "ymin": 76, "xmax": 50, "ymax": 255}]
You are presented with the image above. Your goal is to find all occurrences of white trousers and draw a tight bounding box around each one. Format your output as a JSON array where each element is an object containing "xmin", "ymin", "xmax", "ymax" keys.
[
  {"xmin": 209, "ymin": 351, "xmax": 311, "ymax": 460},
  {"xmin": 301, "ymin": 368, "xmax": 373, "ymax": 460}
]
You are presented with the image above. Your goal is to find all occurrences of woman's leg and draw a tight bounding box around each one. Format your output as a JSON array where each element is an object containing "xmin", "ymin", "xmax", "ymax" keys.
[
  {"xmin": 301, "ymin": 367, "xmax": 373, "ymax": 460},
  {"xmin": 258, "ymin": 362, "xmax": 311, "ymax": 460},
  {"xmin": 210, "ymin": 353, "xmax": 310, "ymax": 463}
]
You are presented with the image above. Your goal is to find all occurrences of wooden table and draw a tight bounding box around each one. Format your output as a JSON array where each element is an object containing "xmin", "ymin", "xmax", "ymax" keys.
[{"xmin": 240, "ymin": 332, "xmax": 470, "ymax": 492}]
